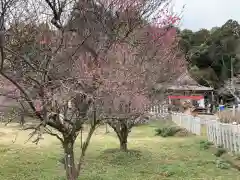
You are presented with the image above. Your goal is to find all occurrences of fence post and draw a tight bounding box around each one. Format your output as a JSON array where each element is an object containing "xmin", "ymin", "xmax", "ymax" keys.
[
  {"xmin": 237, "ymin": 131, "xmax": 240, "ymax": 152},
  {"xmin": 226, "ymin": 128, "xmax": 230, "ymax": 150},
  {"xmin": 233, "ymin": 129, "xmax": 237, "ymax": 153},
  {"xmin": 221, "ymin": 123, "xmax": 226, "ymax": 149},
  {"xmin": 229, "ymin": 126, "xmax": 234, "ymax": 152},
  {"xmin": 217, "ymin": 122, "xmax": 222, "ymax": 146},
  {"xmin": 187, "ymin": 115, "xmax": 191, "ymax": 132},
  {"xmin": 196, "ymin": 117, "xmax": 201, "ymax": 135},
  {"xmin": 206, "ymin": 121, "xmax": 210, "ymax": 141},
  {"xmin": 179, "ymin": 113, "xmax": 182, "ymax": 126},
  {"xmin": 213, "ymin": 122, "xmax": 217, "ymax": 146}
]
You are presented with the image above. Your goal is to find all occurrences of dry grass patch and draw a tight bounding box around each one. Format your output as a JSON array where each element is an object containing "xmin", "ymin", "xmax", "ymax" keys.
[{"xmin": 218, "ymin": 110, "xmax": 240, "ymax": 124}]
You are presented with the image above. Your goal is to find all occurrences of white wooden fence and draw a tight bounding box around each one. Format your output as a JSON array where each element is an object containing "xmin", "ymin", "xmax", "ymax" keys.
[
  {"xmin": 149, "ymin": 104, "xmax": 168, "ymax": 117},
  {"xmin": 172, "ymin": 113, "xmax": 240, "ymax": 153},
  {"xmin": 172, "ymin": 113, "xmax": 202, "ymax": 135}
]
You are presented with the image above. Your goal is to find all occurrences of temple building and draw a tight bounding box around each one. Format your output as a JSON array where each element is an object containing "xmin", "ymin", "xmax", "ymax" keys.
[{"xmin": 167, "ymin": 71, "xmax": 214, "ymax": 111}]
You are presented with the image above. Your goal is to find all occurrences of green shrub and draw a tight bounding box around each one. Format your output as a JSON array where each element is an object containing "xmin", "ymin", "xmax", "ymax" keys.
[
  {"xmin": 216, "ymin": 158, "xmax": 230, "ymax": 169},
  {"xmin": 155, "ymin": 126, "xmax": 181, "ymax": 137},
  {"xmin": 235, "ymin": 155, "xmax": 240, "ymax": 160},
  {"xmin": 215, "ymin": 146, "xmax": 226, "ymax": 157},
  {"xmin": 199, "ymin": 140, "xmax": 213, "ymax": 150}
]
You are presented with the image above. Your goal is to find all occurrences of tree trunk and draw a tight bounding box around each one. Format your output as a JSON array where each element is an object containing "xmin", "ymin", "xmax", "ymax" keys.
[
  {"xmin": 105, "ymin": 123, "xmax": 109, "ymax": 134},
  {"xmin": 19, "ymin": 111, "xmax": 25, "ymax": 127},
  {"xmin": 63, "ymin": 139, "xmax": 77, "ymax": 180},
  {"xmin": 120, "ymin": 138, "xmax": 128, "ymax": 151},
  {"xmin": 115, "ymin": 122, "xmax": 129, "ymax": 152},
  {"xmin": 19, "ymin": 101, "xmax": 25, "ymax": 128}
]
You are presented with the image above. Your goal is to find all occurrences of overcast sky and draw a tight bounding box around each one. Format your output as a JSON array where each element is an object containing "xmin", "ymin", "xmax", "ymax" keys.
[{"xmin": 173, "ymin": 0, "xmax": 240, "ymax": 31}]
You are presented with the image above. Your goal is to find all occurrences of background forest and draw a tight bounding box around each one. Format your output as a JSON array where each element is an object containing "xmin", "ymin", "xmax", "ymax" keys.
[{"xmin": 179, "ymin": 19, "xmax": 240, "ymax": 90}]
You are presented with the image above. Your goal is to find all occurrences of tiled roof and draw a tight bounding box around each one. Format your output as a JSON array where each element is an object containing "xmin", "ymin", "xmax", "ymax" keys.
[
  {"xmin": 174, "ymin": 71, "xmax": 199, "ymax": 86},
  {"xmin": 167, "ymin": 71, "xmax": 213, "ymax": 91},
  {"xmin": 168, "ymin": 85, "xmax": 213, "ymax": 91}
]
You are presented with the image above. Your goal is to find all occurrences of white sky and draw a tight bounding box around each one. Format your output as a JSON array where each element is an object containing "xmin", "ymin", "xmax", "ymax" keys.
[{"xmin": 173, "ymin": 0, "xmax": 240, "ymax": 31}]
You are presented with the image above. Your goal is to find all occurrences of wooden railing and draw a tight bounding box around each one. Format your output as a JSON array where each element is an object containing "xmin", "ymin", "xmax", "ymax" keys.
[{"xmin": 172, "ymin": 113, "xmax": 240, "ymax": 153}]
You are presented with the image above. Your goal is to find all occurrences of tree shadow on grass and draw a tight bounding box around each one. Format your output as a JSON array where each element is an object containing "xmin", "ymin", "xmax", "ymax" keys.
[{"xmin": 98, "ymin": 148, "xmax": 150, "ymax": 166}]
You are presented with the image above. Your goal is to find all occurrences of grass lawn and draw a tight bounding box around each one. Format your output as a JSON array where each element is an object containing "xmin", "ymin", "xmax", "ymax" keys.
[{"xmin": 0, "ymin": 121, "xmax": 239, "ymax": 180}]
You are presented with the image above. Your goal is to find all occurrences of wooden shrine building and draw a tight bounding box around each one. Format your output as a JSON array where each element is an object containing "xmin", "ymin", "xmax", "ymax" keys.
[{"xmin": 167, "ymin": 71, "xmax": 214, "ymax": 111}]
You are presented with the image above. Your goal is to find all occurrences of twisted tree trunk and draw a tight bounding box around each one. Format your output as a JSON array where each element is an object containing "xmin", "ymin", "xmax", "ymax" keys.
[
  {"xmin": 110, "ymin": 120, "xmax": 129, "ymax": 152},
  {"xmin": 118, "ymin": 125, "xmax": 129, "ymax": 152},
  {"xmin": 119, "ymin": 136, "xmax": 128, "ymax": 152}
]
